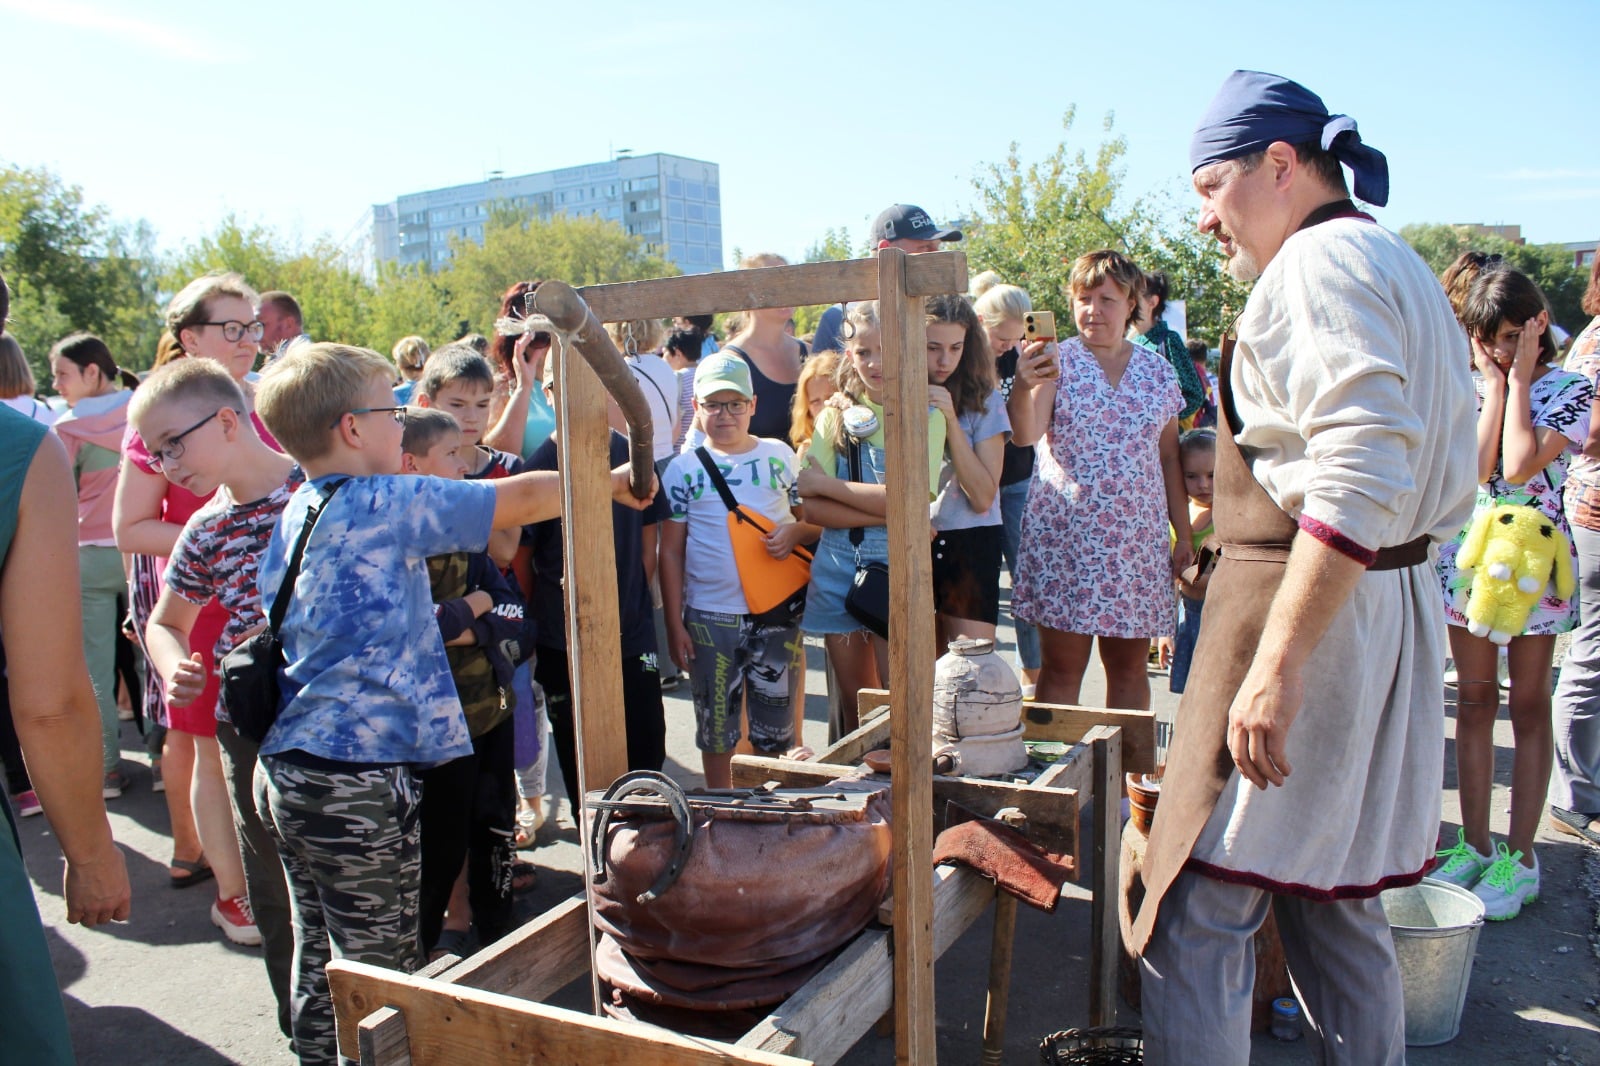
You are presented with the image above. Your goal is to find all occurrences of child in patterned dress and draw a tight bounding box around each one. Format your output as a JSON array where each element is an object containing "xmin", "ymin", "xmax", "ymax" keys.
[{"xmin": 1432, "ymin": 269, "xmax": 1593, "ymax": 920}]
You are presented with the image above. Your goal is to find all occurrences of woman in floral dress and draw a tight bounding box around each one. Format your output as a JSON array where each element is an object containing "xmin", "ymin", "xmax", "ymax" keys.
[{"xmin": 1008, "ymin": 250, "xmax": 1191, "ymax": 711}]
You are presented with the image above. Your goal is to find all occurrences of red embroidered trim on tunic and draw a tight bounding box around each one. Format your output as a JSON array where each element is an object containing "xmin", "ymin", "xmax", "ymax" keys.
[
  {"xmin": 1183, "ymin": 857, "xmax": 1431, "ymax": 901},
  {"xmin": 1298, "ymin": 514, "xmax": 1377, "ymax": 567}
]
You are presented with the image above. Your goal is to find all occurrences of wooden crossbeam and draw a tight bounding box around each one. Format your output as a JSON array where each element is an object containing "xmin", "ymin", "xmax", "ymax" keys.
[
  {"xmin": 729, "ymin": 755, "xmax": 1079, "ymax": 864},
  {"xmin": 329, "ymin": 960, "xmax": 812, "ymax": 1066},
  {"xmin": 845, "ymin": 689, "xmax": 1157, "ymax": 775},
  {"xmin": 734, "ymin": 866, "xmax": 995, "ymax": 1064},
  {"xmin": 577, "ymin": 253, "xmax": 966, "ymax": 322}
]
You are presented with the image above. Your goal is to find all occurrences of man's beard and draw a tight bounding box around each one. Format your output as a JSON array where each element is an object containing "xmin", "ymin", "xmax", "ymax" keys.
[{"xmin": 1225, "ymin": 246, "xmax": 1262, "ymax": 283}]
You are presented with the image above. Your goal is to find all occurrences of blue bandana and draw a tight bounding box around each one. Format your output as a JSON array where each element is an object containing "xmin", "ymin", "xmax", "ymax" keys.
[{"xmin": 1189, "ymin": 70, "xmax": 1389, "ymax": 208}]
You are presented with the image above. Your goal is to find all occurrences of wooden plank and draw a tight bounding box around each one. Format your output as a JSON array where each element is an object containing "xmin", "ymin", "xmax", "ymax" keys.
[
  {"xmin": 879, "ymin": 248, "xmax": 939, "ymax": 1066},
  {"xmin": 577, "ymin": 253, "xmax": 967, "ymax": 322},
  {"xmin": 730, "ymin": 754, "xmax": 1078, "ymax": 863},
  {"xmin": 1020, "ymin": 702, "xmax": 1156, "ymax": 773},
  {"xmin": 736, "ymin": 866, "xmax": 993, "ymax": 1065},
  {"xmin": 329, "ymin": 960, "xmax": 812, "ymax": 1066},
  {"xmin": 856, "ymin": 687, "xmax": 892, "ymax": 724},
  {"xmin": 815, "ymin": 715, "xmax": 891, "ymax": 768},
  {"xmin": 358, "ymin": 954, "xmax": 466, "ymax": 1066},
  {"xmin": 728, "ymin": 756, "xmax": 864, "ymax": 789},
  {"xmin": 433, "ymin": 894, "xmax": 590, "ymax": 1000},
  {"xmin": 557, "ymin": 344, "xmax": 629, "ymax": 796},
  {"xmin": 354, "ymin": 900, "xmax": 590, "ymax": 1064},
  {"xmin": 1086, "ymin": 726, "xmax": 1123, "ymax": 1028},
  {"xmin": 847, "ymin": 693, "xmax": 1155, "ymax": 776},
  {"xmin": 555, "ymin": 340, "xmax": 628, "ymax": 1013}
]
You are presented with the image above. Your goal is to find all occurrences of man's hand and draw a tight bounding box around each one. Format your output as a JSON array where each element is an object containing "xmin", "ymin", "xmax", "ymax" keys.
[
  {"xmin": 64, "ymin": 843, "xmax": 131, "ymax": 927},
  {"xmin": 1226, "ymin": 659, "xmax": 1303, "ymax": 788}
]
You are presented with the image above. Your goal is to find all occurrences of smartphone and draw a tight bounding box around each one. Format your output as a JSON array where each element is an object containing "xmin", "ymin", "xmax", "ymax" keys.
[{"xmin": 1023, "ymin": 311, "xmax": 1057, "ymax": 342}]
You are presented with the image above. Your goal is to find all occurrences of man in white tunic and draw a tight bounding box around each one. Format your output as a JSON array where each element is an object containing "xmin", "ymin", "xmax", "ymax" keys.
[{"xmin": 1131, "ymin": 71, "xmax": 1477, "ymax": 1064}]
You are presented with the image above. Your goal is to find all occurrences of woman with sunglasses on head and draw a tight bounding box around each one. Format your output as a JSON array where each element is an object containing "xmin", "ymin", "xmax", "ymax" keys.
[{"xmin": 112, "ymin": 275, "xmax": 285, "ymax": 968}]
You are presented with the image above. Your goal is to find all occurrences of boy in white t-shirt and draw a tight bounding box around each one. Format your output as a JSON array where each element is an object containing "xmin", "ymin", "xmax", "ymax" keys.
[{"xmin": 659, "ymin": 353, "xmax": 820, "ymax": 787}]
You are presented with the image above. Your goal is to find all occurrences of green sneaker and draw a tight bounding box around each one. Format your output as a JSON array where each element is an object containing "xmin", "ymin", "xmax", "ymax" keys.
[
  {"xmin": 1432, "ymin": 827, "xmax": 1492, "ymax": 888},
  {"xmin": 1473, "ymin": 844, "xmax": 1539, "ymax": 920}
]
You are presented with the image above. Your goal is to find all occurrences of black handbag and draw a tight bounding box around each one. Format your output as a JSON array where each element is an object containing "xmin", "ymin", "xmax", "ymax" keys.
[
  {"xmin": 219, "ymin": 480, "xmax": 343, "ymax": 744},
  {"xmin": 841, "ymin": 440, "xmax": 890, "ymax": 639}
]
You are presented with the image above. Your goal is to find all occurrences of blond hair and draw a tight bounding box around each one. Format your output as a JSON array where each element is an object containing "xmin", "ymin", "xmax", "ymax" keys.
[
  {"xmin": 129, "ymin": 358, "xmax": 247, "ymax": 433},
  {"xmin": 790, "ymin": 350, "xmax": 840, "ymax": 450},
  {"xmin": 165, "ymin": 273, "xmax": 260, "ymax": 349},
  {"xmin": 605, "ymin": 318, "xmax": 666, "ymax": 355},
  {"xmin": 392, "ymin": 335, "xmax": 430, "ymax": 380},
  {"xmin": 256, "ymin": 342, "xmax": 393, "ymax": 463},
  {"xmin": 153, "ymin": 330, "xmax": 186, "ymax": 369},
  {"xmin": 740, "ymin": 252, "xmax": 788, "ymax": 271},
  {"xmin": 973, "ymin": 283, "xmax": 1032, "ymax": 331}
]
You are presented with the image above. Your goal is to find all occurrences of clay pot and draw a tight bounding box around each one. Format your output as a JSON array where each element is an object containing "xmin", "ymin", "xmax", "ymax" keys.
[
  {"xmin": 1127, "ymin": 773, "xmax": 1162, "ymax": 834},
  {"xmin": 932, "ymin": 638, "xmax": 1026, "ymax": 776}
]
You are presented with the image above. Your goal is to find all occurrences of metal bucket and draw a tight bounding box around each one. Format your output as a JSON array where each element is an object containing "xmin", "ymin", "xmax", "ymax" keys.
[{"xmin": 1379, "ymin": 877, "xmax": 1485, "ymax": 1046}]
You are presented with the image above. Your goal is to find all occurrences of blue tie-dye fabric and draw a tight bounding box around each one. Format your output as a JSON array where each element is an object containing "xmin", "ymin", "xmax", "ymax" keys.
[{"xmin": 256, "ymin": 474, "xmax": 497, "ymax": 765}]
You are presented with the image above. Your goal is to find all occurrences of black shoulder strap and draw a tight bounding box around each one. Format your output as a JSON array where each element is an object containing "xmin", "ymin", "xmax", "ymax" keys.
[
  {"xmin": 847, "ymin": 439, "xmax": 864, "ymax": 548},
  {"xmin": 267, "ymin": 480, "xmax": 345, "ymax": 636},
  {"xmin": 694, "ymin": 447, "xmax": 741, "ymax": 513}
]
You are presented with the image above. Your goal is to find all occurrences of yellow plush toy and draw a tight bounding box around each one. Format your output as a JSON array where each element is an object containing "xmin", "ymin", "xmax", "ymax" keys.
[{"xmin": 1455, "ymin": 503, "xmax": 1576, "ymax": 645}]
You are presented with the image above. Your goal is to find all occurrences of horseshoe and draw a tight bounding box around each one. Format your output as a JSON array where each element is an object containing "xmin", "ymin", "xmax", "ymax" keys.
[{"xmin": 587, "ymin": 770, "xmax": 696, "ymax": 904}]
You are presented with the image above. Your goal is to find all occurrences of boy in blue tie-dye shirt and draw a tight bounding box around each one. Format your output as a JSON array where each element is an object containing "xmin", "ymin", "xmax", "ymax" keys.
[{"xmin": 251, "ymin": 343, "xmax": 653, "ymax": 1066}]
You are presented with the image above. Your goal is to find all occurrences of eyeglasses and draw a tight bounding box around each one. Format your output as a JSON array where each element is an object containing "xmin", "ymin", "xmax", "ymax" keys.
[
  {"xmin": 148, "ymin": 410, "xmax": 225, "ymax": 471},
  {"xmin": 330, "ymin": 405, "xmax": 408, "ymax": 430},
  {"xmin": 197, "ymin": 320, "xmax": 266, "ymax": 343},
  {"xmin": 700, "ymin": 399, "xmax": 751, "ymax": 415}
]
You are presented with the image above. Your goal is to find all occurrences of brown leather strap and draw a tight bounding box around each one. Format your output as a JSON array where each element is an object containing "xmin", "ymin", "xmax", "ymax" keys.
[{"xmin": 1219, "ymin": 534, "xmax": 1429, "ymax": 571}]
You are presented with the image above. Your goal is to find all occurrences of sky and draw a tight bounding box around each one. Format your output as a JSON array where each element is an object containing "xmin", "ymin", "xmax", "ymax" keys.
[{"xmin": 3, "ymin": 0, "xmax": 1597, "ymax": 270}]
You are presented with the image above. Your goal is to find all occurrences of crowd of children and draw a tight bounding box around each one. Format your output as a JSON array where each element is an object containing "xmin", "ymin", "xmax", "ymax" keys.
[{"xmin": 3, "ymin": 228, "xmax": 1600, "ymax": 1063}]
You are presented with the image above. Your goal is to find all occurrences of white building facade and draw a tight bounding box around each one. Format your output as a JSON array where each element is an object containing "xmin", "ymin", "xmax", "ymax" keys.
[{"xmin": 370, "ymin": 153, "xmax": 722, "ymax": 275}]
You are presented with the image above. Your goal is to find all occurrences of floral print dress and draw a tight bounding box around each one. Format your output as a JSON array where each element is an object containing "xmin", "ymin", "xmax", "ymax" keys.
[
  {"xmin": 1013, "ymin": 337, "xmax": 1181, "ymax": 638},
  {"xmin": 1437, "ymin": 368, "xmax": 1594, "ymax": 636}
]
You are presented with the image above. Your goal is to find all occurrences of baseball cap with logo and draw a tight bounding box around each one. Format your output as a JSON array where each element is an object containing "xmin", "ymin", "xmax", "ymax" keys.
[
  {"xmin": 694, "ymin": 351, "xmax": 754, "ymax": 401},
  {"xmin": 870, "ymin": 204, "xmax": 962, "ymax": 245}
]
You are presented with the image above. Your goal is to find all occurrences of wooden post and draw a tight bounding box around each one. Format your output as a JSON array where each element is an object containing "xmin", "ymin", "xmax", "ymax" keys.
[
  {"xmin": 1088, "ymin": 726, "xmax": 1123, "ymax": 1028},
  {"xmin": 877, "ymin": 249, "xmax": 936, "ymax": 1065},
  {"xmin": 556, "ymin": 339, "xmax": 629, "ymax": 1012}
]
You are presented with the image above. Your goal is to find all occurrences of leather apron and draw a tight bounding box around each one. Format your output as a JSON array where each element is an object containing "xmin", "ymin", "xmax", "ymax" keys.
[{"xmin": 1130, "ymin": 201, "xmax": 1427, "ymax": 952}]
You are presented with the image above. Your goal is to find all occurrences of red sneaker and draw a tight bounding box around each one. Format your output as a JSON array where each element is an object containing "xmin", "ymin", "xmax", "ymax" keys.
[
  {"xmin": 13, "ymin": 790, "xmax": 42, "ymax": 818},
  {"xmin": 211, "ymin": 895, "xmax": 262, "ymax": 946}
]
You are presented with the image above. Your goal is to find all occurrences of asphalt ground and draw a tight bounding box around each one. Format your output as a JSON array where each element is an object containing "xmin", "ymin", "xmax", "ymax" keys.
[{"xmin": 18, "ymin": 608, "xmax": 1600, "ymax": 1064}]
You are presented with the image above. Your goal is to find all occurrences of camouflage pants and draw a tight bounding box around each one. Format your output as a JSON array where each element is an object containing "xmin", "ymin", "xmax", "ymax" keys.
[{"xmin": 255, "ymin": 756, "xmax": 423, "ymax": 1066}]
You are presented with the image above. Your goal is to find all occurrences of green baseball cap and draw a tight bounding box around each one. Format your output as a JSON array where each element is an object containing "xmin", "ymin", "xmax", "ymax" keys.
[{"xmin": 693, "ymin": 351, "xmax": 753, "ymax": 400}]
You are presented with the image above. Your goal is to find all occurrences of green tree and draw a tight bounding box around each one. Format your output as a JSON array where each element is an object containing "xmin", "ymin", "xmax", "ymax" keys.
[
  {"xmin": 0, "ymin": 165, "xmax": 161, "ymax": 381},
  {"xmin": 439, "ymin": 207, "xmax": 677, "ymax": 337},
  {"xmin": 1400, "ymin": 223, "xmax": 1588, "ymax": 333},
  {"xmin": 964, "ymin": 109, "xmax": 1249, "ymax": 347},
  {"xmin": 165, "ymin": 215, "xmax": 379, "ymax": 350},
  {"xmin": 790, "ymin": 227, "xmax": 859, "ymax": 338}
]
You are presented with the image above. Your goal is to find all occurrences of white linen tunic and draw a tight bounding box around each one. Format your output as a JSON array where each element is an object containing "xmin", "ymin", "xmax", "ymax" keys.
[{"xmin": 1189, "ymin": 218, "xmax": 1478, "ymax": 895}]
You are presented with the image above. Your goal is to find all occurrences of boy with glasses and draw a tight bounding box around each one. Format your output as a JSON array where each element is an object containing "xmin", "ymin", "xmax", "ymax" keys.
[
  {"xmin": 659, "ymin": 353, "xmax": 818, "ymax": 788},
  {"xmin": 133, "ymin": 359, "xmax": 296, "ymax": 980},
  {"xmin": 246, "ymin": 342, "xmax": 652, "ymax": 1065}
]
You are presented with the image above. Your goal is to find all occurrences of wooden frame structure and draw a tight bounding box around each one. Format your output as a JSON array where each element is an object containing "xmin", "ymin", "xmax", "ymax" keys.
[{"xmin": 327, "ymin": 253, "xmax": 1152, "ymax": 1064}]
